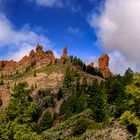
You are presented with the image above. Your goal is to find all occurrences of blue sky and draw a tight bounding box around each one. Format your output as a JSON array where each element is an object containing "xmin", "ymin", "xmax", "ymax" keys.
[
  {"xmin": 0, "ymin": 0, "xmax": 140, "ymax": 74},
  {"xmin": 0, "ymin": 0, "xmax": 104, "ymax": 62}
]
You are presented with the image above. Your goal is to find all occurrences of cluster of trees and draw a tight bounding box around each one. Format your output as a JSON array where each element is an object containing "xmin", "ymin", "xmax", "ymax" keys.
[
  {"xmin": 0, "ymin": 82, "xmax": 53, "ymax": 139},
  {"xmin": 69, "ymin": 55, "xmax": 103, "ymax": 77},
  {"xmin": 60, "ymin": 67, "xmax": 140, "ymax": 138},
  {"xmin": 0, "ymin": 65, "xmax": 139, "ymax": 139}
]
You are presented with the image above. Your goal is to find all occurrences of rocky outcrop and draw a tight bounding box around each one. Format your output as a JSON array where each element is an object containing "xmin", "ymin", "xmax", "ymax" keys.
[
  {"xmin": 60, "ymin": 47, "xmax": 69, "ymax": 62},
  {"xmin": 87, "ymin": 62, "xmax": 94, "ymax": 68},
  {"xmin": 98, "ymin": 54, "xmax": 112, "ymax": 77},
  {"xmin": 0, "ymin": 44, "xmax": 57, "ymax": 74},
  {"xmin": 45, "ymin": 50, "xmax": 55, "ymax": 62},
  {"xmin": 36, "ymin": 44, "xmax": 43, "ymax": 52},
  {"xmin": 0, "ymin": 88, "xmax": 10, "ymax": 108},
  {"xmin": 29, "ymin": 50, "xmax": 36, "ymax": 58},
  {"xmin": 0, "ymin": 60, "xmax": 16, "ymax": 68},
  {"xmin": 0, "ymin": 44, "xmax": 112, "ymax": 77}
]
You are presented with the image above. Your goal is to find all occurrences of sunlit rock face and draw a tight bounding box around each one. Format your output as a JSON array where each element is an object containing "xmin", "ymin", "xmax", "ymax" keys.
[
  {"xmin": 98, "ymin": 54, "xmax": 112, "ymax": 77},
  {"xmin": 0, "ymin": 44, "xmax": 56, "ymax": 75}
]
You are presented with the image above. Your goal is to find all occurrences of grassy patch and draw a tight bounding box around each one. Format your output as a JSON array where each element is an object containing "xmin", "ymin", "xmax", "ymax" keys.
[{"xmin": 37, "ymin": 63, "xmax": 71, "ymax": 74}]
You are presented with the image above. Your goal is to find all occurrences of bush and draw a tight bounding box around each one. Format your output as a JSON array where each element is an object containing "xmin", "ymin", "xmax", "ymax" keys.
[
  {"xmin": 0, "ymin": 97, "xmax": 2, "ymax": 106},
  {"xmin": 0, "ymin": 79, "xmax": 4, "ymax": 85},
  {"xmin": 39, "ymin": 112, "xmax": 53, "ymax": 132},
  {"xmin": 72, "ymin": 118, "xmax": 89, "ymax": 136},
  {"xmin": 57, "ymin": 88, "xmax": 63, "ymax": 101}
]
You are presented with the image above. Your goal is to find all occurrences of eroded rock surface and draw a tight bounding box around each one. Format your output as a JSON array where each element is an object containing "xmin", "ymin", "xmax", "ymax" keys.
[{"xmin": 98, "ymin": 54, "xmax": 112, "ymax": 77}]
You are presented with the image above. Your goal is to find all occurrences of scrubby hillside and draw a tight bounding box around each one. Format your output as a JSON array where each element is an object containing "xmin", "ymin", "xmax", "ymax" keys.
[{"xmin": 0, "ymin": 45, "xmax": 139, "ymax": 140}]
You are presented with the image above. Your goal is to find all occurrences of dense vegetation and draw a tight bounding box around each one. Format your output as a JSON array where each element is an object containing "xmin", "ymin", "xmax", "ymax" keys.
[
  {"xmin": 0, "ymin": 62, "xmax": 139, "ymax": 139},
  {"xmin": 69, "ymin": 55, "xmax": 103, "ymax": 77}
]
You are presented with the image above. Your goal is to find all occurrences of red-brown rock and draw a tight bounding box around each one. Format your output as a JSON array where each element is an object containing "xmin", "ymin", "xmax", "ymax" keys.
[
  {"xmin": 29, "ymin": 50, "xmax": 36, "ymax": 58},
  {"xmin": 60, "ymin": 47, "xmax": 69, "ymax": 62},
  {"xmin": 87, "ymin": 62, "xmax": 94, "ymax": 67},
  {"xmin": 98, "ymin": 54, "xmax": 112, "ymax": 77},
  {"xmin": 36, "ymin": 44, "xmax": 43, "ymax": 52},
  {"xmin": 45, "ymin": 50, "xmax": 55, "ymax": 62}
]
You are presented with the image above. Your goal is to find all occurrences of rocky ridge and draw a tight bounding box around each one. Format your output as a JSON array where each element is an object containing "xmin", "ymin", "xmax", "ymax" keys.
[
  {"xmin": 0, "ymin": 45, "xmax": 112, "ymax": 108},
  {"xmin": 0, "ymin": 44, "xmax": 112, "ymax": 77}
]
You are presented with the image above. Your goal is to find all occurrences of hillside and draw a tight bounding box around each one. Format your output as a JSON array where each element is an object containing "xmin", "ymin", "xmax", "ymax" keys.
[
  {"xmin": 0, "ymin": 45, "xmax": 138, "ymax": 140},
  {"xmin": 0, "ymin": 45, "xmax": 106, "ymax": 110}
]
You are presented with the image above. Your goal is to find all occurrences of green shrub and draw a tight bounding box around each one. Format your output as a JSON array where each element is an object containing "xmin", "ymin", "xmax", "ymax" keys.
[
  {"xmin": 39, "ymin": 112, "xmax": 53, "ymax": 132},
  {"xmin": 72, "ymin": 118, "xmax": 89, "ymax": 136},
  {"xmin": 0, "ymin": 79, "xmax": 4, "ymax": 85}
]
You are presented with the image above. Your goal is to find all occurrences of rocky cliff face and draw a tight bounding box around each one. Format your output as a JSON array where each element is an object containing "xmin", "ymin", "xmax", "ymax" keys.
[
  {"xmin": 98, "ymin": 54, "xmax": 112, "ymax": 77},
  {"xmin": 0, "ymin": 44, "xmax": 56, "ymax": 74},
  {"xmin": 0, "ymin": 44, "xmax": 112, "ymax": 78}
]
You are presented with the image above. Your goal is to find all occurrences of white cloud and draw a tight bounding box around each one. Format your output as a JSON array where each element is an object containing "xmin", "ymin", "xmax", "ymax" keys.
[
  {"xmin": 89, "ymin": 0, "xmax": 140, "ymax": 74},
  {"xmin": 68, "ymin": 27, "xmax": 83, "ymax": 36},
  {"xmin": 86, "ymin": 56, "xmax": 98, "ymax": 67},
  {"xmin": 109, "ymin": 51, "xmax": 136, "ymax": 74},
  {"xmin": 0, "ymin": 12, "xmax": 54, "ymax": 61},
  {"xmin": 8, "ymin": 43, "xmax": 35, "ymax": 61},
  {"xmin": 31, "ymin": 0, "xmax": 63, "ymax": 7}
]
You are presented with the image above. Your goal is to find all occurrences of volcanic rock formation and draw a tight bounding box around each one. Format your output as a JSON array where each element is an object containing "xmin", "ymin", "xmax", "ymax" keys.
[
  {"xmin": 0, "ymin": 44, "xmax": 56, "ymax": 74},
  {"xmin": 60, "ymin": 46, "xmax": 69, "ymax": 62},
  {"xmin": 98, "ymin": 54, "xmax": 112, "ymax": 77}
]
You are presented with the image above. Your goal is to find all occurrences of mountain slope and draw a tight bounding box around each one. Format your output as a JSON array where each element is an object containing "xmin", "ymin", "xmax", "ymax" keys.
[{"xmin": 0, "ymin": 45, "xmax": 137, "ymax": 140}]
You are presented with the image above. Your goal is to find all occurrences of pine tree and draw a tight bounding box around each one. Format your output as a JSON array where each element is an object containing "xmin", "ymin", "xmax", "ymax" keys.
[
  {"xmin": 31, "ymin": 85, "xmax": 34, "ymax": 90},
  {"xmin": 16, "ymin": 70, "xmax": 19, "ymax": 74},
  {"xmin": 34, "ymin": 83, "xmax": 37, "ymax": 89},
  {"xmin": 82, "ymin": 63, "xmax": 87, "ymax": 71},
  {"xmin": 123, "ymin": 68, "xmax": 133, "ymax": 85},
  {"xmin": 33, "ymin": 70, "xmax": 37, "ymax": 77},
  {"xmin": 7, "ymin": 82, "xmax": 10, "ymax": 89},
  {"xmin": 1, "ymin": 73, "xmax": 4, "ymax": 79},
  {"xmin": 0, "ymin": 79, "xmax": 4, "ymax": 85},
  {"xmin": 57, "ymin": 88, "xmax": 63, "ymax": 101}
]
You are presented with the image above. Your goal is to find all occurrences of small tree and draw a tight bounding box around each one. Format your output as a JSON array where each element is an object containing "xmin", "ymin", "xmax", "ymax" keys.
[
  {"xmin": 0, "ymin": 79, "xmax": 4, "ymax": 85},
  {"xmin": 16, "ymin": 70, "xmax": 19, "ymax": 74},
  {"xmin": 0, "ymin": 97, "xmax": 2, "ymax": 106},
  {"xmin": 57, "ymin": 88, "xmax": 63, "ymax": 101},
  {"xmin": 39, "ymin": 112, "xmax": 53, "ymax": 132},
  {"xmin": 34, "ymin": 83, "xmax": 37, "ymax": 89},
  {"xmin": 82, "ymin": 64, "xmax": 87, "ymax": 71},
  {"xmin": 7, "ymin": 82, "xmax": 10, "ymax": 89},
  {"xmin": 1, "ymin": 73, "xmax": 4, "ymax": 79},
  {"xmin": 33, "ymin": 70, "xmax": 37, "ymax": 77},
  {"xmin": 31, "ymin": 85, "xmax": 34, "ymax": 90}
]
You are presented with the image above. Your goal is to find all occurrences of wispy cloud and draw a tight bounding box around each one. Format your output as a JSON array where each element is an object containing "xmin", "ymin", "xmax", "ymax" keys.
[
  {"xmin": 27, "ymin": 0, "xmax": 82, "ymax": 13},
  {"xmin": 68, "ymin": 27, "xmax": 83, "ymax": 36},
  {"xmin": 0, "ymin": 10, "xmax": 54, "ymax": 60},
  {"xmin": 88, "ymin": 0, "xmax": 140, "ymax": 74},
  {"xmin": 35, "ymin": 0, "xmax": 63, "ymax": 7},
  {"xmin": 27, "ymin": 0, "xmax": 63, "ymax": 7}
]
